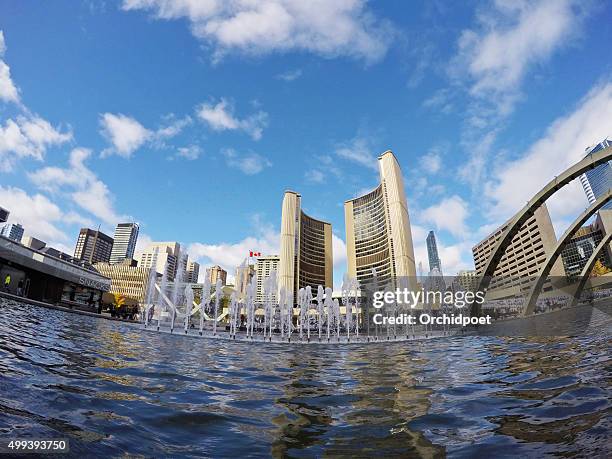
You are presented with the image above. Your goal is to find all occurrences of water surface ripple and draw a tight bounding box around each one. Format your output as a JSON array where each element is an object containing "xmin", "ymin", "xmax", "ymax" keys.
[{"xmin": 0, "ymin": 298, "xmax": 610, "ymax": 458}]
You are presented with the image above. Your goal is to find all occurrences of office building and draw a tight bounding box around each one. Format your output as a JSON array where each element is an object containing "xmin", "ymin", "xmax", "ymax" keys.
[
  {"xmin": 472, "ymin": 203, "xmax": 564, "ymax": 293},
  {"xmin": 255, "ymin": 255, "xmax": 280, "ymax": 304},
  {"xmin": 21, "ymin": 235, "xmax": 46, "ymax": 251},
  {"xmin": 426, "ymin": 230, "xmax": 442, "ymax": 274},
  {"xmin": 560, "ymin": 210, "xmax": 612, "ymax": 277},
  {"xmin": 110, "ymin": 222, "xmax": 139, "ymax": 264},
  {"xmin": 345, "ymin": 150, "xmax": 417, "ymax": 286},
  {"xmin": 208, "ymin": 265, "xmax": 227, "ymax": 286},
  {"xmin": 579, "ymin": 139, "xmax": 612, "ymax": 210},
  {"xmin": 235, "ymin": 260, "xmax": 255, "ymax": 300},
  {"xmin": 1, "ymin": 223, "xmax": 24, "ymax": 242},
  {"xmin": 454, "ymin": 269, "xmax": 478, "ymax": 292},
  {"xmin": 139, "ymin": 242, "xmax": 181, "ymax": 281},
  {"xmin": 94, "ymin": 258, "xmax": 153, "ymax": 303},
  {"xmin": 185, "ymin": 259, "xmax": 200, "ymax": 283},
  {"xmin": 279, "ymin": 191, "xmax": 333, "ymax": 303},
  {"xmin": 74, "ymin": 228, "xmax": 113, "ymax": 265}
]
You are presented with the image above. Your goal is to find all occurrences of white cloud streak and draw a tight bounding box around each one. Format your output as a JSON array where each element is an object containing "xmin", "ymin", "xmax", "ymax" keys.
[
  {"xmin": 197, "ymin": 98, "xmax": 268, "ymax": 140},
  {"xmin": 121, "ymin": 0, "xmax": 393, "ymax": 63}
]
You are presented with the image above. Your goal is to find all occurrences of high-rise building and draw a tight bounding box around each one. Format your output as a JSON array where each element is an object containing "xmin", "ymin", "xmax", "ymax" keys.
[
  {"xmin": 208, "ymin": 265, "xmax": 227, "ymax": 286},
  {"xmin": 472, "ymin": 203, "xmax": 564, "ymax": 294},
  {"xmin": 21, "ymin": 235, "xmax": 46, "ymax": 250},
  {"xmin": 139, "ymin": 242, "xmax": 181, "ymax": 281},
  {"xmin": 94, "ymin": 259, "xmax": 153, "ymax": 303},
  {"xmin": 185, "ymin": 259, "xmax": 200, "ymax": 283},
  {"xmin": 579, "ymin": 139, "xmax": 612, "ymax": 210},
  {"xmin": 279, "ymin": 191, "xmax": 333, "ymax": 303},
  {"xmin": 426, "ymin": 230, "xmax": 442, "ymax": 274},
  {"xmin": 74, "ymin": 228, "xmax": 113, "ymax": 264},
  {"xmin": 234, "ymin": 260, "xmax": 255, "ymax": 300},
  {"xmin": 454, "ymin": 269, "xmax": 478, "ymax": 292},
  {"xmin": 110, "ymin": 223, "xmax": 139, "ymax": 264},
  {"xmin": 0, "ymin": 207, "xmax": 9, "ymax": 223},
  {"xmin": 560, "ymin": 209, "xmax": 612, "ymax": 277},
  {"xmin": 255, "ymin": 255, "xmax": 280, "ymax": 304},
  {"xmin": 1, "ymin": 223, "xmax": 24, "ymax": 242},
  {"xmin": 345, "ymin": 150, "xmax": 417, "ymax": 286}
]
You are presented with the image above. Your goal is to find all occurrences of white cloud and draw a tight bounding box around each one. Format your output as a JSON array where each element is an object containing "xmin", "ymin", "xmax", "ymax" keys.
[
  {"xmin": 175, "ymin": 145, "xmax": 202, "ymax": 160},
  {"xmin": 188, "ymin": 217, "xmax": 280, "ymax": 273},
  {"xmin": 335, "ymin": 136, "xmax": 378, "ymax": 171},
  {"xmin": 454, "ymin": 0, "xmax": 588, "ymax": 113},
  {"xmin": 276, "ymin": 69, "xmax": 302, "ymax": 81},
  {"xmin": 100, "ymin": 113, "xmax": 152, "ymax": 158},
  {"xmin": 197, "ymin": 98, "xmax": 268, "ymax": 140},
  {"xmin": 99, "ymin": 112, "xmax": 192, "ymax": 158},
  {"xmin": 332, "ymin": 233, "xmax": 347, "ymax": 268},
  {"xmin": 0, "ymin": 116, "xmax": 72, "ymax": 171},
  {"xmin": 485, "ymin": 82, "xmax": 612, "ymax": 222},
  {"xmin": 419, "ymin": 150, "xmax": 442, "ymax": 174},
  {"xmin": 0, "ymin": 60, "xmax": 19, "ymax": 104},
  {"xmin": 0, "ymin": 186, "xmax": 68, "ymax": 243},
  {"xmin": 155, "ymin": 115, "xmax": 193, "ymax": 139},
  {"xmin": 28, "ymin": 148, "xmax": 127, "ymax": 226},
  {"xmin": 0, "ymin": 30, "xmax": 20, "ymax": 104},
  {"xmin": 121, "ymin": 0, "xmax": 393, "ymax": 64},
  {"xmin": 305, "ymin": 169, "xmax": 324, "ymax": 183},
  {"xmin": 421, "ymin": 195, "xmax": 470, "ymax": 238},
  {"xmin": 422, "ymin": 88, "xmax": 453, "ymax": 114},
  {"xmin": 223, "ymin": 148, "xmax": 271, "ymax": 175}
]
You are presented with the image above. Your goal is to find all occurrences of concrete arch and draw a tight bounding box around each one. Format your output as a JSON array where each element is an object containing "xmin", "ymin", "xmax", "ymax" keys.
[
  {"xmin": 472, "ymin": 146, "xmax": 612, "ymax": 315},
  {"xmin": 522, "ymin": 189, "xmax": 611, "ymax": 316},
  {"xmin": 568, "ymin": 231, "xmax": 612, "ymax": 308}
]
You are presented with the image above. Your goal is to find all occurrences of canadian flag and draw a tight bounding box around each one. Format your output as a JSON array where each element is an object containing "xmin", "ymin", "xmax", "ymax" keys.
[{"xmin": 249, "ymin": 251, "xmax": 261, "ymax": 257}]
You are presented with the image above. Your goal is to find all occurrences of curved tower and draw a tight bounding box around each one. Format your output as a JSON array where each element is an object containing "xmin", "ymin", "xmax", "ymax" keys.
[
  {"xmin": 279, "ymin": 191, "xmax": 333, "ymax": 302},
  {"xmin": 344, "ymin": 150, "xmax": 417, "ymax": 286}
]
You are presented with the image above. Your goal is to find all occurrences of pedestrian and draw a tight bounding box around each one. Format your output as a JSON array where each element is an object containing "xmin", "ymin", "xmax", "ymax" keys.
[
  {"xmin": 17, "ymin": 279, "xmax": 24, "ymax": 297},
  {"xmin": 3, "ymin": 274, "xmax": 10, "ymax": 293}
]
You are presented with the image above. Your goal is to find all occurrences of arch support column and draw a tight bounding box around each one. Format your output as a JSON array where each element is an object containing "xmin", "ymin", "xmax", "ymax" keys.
[
  {"xmin": 569, "ymin": 231, "xmax": 612, "ymax": 308},
  {"xmin": 522, "ymin": 189, "xmax": 612, "ymax": 316}
]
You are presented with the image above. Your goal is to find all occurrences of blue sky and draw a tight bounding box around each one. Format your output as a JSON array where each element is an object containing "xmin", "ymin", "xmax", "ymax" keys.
[{"xmin": 1, "ymin": 0, "xmax": 611, "ymax": 286}]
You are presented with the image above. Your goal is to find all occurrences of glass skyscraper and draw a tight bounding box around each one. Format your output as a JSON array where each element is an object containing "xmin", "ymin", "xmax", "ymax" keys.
[
  {"xmin": 426, "ymin": 230, "xmax": 442, "ymax": 274},
  {"xmin": 580, "ymin": 139, "xmax": 612, "ymax": 210},
  {"xmin": 110, "ymin": 222, "xmax": 140, "ymax": 264}
]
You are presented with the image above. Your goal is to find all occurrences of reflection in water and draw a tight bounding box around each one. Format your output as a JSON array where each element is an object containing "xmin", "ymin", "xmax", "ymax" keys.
[{"xmin": 0, "ymin": 298, "xmax": 610, "ymax": 458}]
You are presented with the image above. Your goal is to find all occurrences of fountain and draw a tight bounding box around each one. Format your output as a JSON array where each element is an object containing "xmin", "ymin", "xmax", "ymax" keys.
[
  {"xmin": 141, "ymin": 266, "xmax": 461, "ymax": 344},
  {"xmin": 199, "ymin": 276, "xmax": 211, "ymax": 334}
]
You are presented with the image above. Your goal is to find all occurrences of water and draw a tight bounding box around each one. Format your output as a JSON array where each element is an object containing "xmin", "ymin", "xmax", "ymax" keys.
[{"xmin": 0, "ymin": 298, "xmax": 610, "ymax": 458}]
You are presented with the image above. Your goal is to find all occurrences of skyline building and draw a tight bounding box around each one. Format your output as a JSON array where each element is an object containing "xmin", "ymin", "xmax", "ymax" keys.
[
  {"xmin": 255, "ymin": 255, "xmax": 280, "ymax": 304},
  {"xmin": 0, "ymin": 206, "xmax": 8, "ymax": 223},
  {"xmin": 344, "ymin": 150, "xmax": 417, "ymax": 286},
  {"xmin": 94, "ymin": 258, "xmax": 153, "ymax": 303},
  {"xmin": 1, "ymin": 223, "xmax": 24, "ymax": 243},
  {"xmin": 426, "ymin": 230, "xmax": 442, "ymax": 274},
  {"xmin": 472, "ymin": 203, "xmax": 564, "ymax": 295},
  {"xmin": 579, "ymin": 139, "xmax": 611, "ymax": 210},
  {"xmin": 21, "ymin": 235, "xmax": 46, "ymax": 251},
  {"xmin": 139, "ymin": 242, "xmax": 181, "ymax": 281},
  {"xmin": 234, "ymin": 259, "xmax": 255, "ymax": 300},
  {"xmin": 185, "ymin": 259, "xmax": 200, "ymax": 283},
  {"xmin": 110, "ymin": 222, "xmax": 139, "ymax": 264},
  {"xmin": 74, "ymin": 228, "xmax": 113, "ymax": 265},
  {"xmin": 279, "ymin": 191, "xmax": 333, "ymax": 303},
  {"xmin": 208, "ymin": 265, "xmax": 227, "ymax": 286},
  {"xmin": 560, "ymin": 209, "xmax": 612, "ymax": 277}
]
